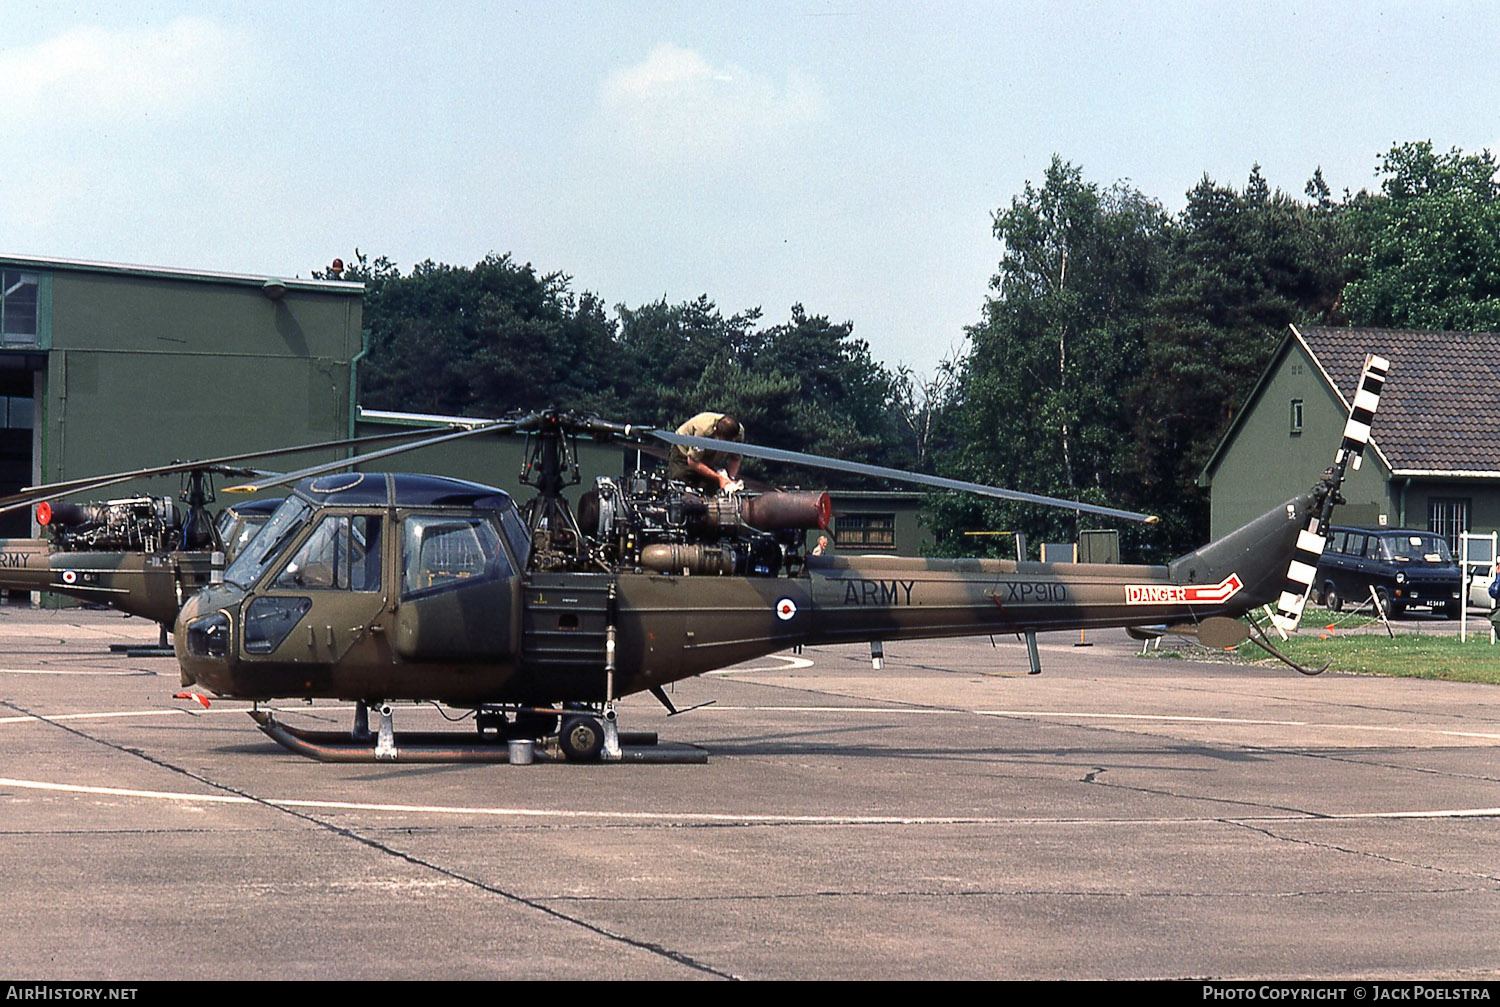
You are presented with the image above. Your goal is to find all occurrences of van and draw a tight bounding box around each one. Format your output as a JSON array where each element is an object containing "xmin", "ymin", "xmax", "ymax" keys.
[{"xmin": 1316, "ymin": 526, "xmax": 1462, "ymax": 618}]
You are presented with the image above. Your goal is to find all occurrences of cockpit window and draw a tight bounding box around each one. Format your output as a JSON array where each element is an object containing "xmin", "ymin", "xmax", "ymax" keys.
[
  {"xmin": 273, "ymin": 514, "xmax": 383, "ymax": 591},
  {"xmin": 224, "ymin": 496, "xmax": 314, "ymax": 588},
  {"xmin": 219, "ymin": 512, "xmax": 271, "ymax": 562},
  {"xmin": 497, "ymin": 505, "xmax": 531, "ymax": 568},
  {"xmin": 403, "ymin": 514, "xmax": 511, "ymax": 597}
]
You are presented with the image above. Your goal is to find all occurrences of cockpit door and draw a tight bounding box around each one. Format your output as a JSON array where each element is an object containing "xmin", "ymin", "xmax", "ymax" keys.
[
  {"xmin": 240, "ymin": 513, "xmax": 390, "ymax": 664},
  {"xmin": 392, "ymin": 512, "xmax": 520, "ymax": 662}
]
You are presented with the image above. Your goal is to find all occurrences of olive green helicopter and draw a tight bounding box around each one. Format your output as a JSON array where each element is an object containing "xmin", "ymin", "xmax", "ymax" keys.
[
  {"xmin": 0, "ymin": 431, "xmax": 448, "ymax": 644},
  {"xmin": 169, "ymin": 354, "xmax": 1388, "ymax": 764}
]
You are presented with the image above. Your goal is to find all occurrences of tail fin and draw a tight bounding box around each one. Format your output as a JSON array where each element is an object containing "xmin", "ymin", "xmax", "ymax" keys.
[{"xmin": 1270, "ymin": 353, "xmax": 1390, "ymax": 636}]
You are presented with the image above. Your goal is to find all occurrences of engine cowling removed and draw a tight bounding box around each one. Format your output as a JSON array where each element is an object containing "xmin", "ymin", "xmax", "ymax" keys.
[
  {"xmin": 577, "ymin": 472, "xmax": 830, "ymax": 577},
  {"xmin": 37, "ymin": 496, "xmax": 184, "ymax": 552}
]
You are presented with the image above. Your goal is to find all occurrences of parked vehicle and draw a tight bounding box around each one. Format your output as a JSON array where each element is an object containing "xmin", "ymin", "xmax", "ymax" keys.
[
  {"xmin": 1466, "ymin": 569, "xmax": 1495, "ymax": 610},
  {"xmin": 1316, "ymin": 526, "xmax": 1463, "ymax": 618}
]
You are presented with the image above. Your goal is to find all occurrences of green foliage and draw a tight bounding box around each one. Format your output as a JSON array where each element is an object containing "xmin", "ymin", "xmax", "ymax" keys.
[
  {"xmin": 617, "ymin": 299, "xmax": 907, "ymax": 481},
  {"xmin": 1343, "ymin": 141, "xmax": 1500, "ymax": 329},
  {"xmin": 613, "ymin": 296, "xmax": 764, "ymax": 426},
  {"xmin": 355, "ymin": 252, "xmax": 625, "ymax": 416},
  {"xmin": 933, "ymin": 157, "xmax": 1170, "ymax": 554},
  {"xmin": 342, "ymin": 252, "xmax": 911, "ymax": 479},
  {"xmin": 1130, "ymin": 166, "xmax": 1355, "ymax": 545}
]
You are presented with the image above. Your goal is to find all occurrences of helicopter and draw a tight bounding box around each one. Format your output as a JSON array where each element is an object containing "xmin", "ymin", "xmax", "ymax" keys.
[
  {"xmin": 173, "ymin": 354, "xmax": 1388, "ymax": 764},
  {"xmin": 0, "ymin": 431, "xmax": 453, "ymax": 642}
]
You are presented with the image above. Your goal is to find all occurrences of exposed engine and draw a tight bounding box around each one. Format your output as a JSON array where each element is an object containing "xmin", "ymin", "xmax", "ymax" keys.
[
  {"xmin": 577, "ymin": 470, "xmax": 830, "ymax": 577},
  {"xmin": 37, "ymin": 496, "xmax": 185, "ymax": 553}
]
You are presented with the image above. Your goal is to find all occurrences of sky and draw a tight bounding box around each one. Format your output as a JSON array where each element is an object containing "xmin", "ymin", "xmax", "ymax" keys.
[{"xmin": 2, "ymin": 1, "xmax": 1497, "ymax": 377}]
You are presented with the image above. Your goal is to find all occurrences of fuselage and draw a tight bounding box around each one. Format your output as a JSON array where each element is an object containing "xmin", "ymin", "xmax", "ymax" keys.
[
  {"xmin": 0, "ymin": 500, "xmax": 274, "ymax": 626},
  {"xmin": 0, "ymin": 539, "xmax": 219, "ymax": 625},
  {"xmin": 176, "ymin": 473, "xmax": 1319, "ymax": 706}
]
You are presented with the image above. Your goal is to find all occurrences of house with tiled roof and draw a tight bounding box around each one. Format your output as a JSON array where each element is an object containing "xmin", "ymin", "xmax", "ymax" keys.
[{"xmin": 1200, "ymin": 325, "xmax": 1500, "ymax": 548}]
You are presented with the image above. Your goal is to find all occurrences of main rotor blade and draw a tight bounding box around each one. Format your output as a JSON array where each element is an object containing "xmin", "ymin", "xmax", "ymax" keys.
[
  {"xmin": 649, "ymin": 431, "xmax": 1159, "ymax": 524},
  {"xmin": 0, "ymin": 429, "xmax": 457, "ymax": 517},
  {"xmin": 224, "ymin": 418, "xmax": 529, "ymax": 493}
]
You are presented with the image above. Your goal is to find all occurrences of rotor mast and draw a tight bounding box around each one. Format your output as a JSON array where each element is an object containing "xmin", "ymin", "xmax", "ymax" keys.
[
  {"xmin": 519, "ymin": 410, "xmax": 587, "ymax": 570},
  {"xmin": 179, "ymin": 468, "xmax": 223, "ymax": 551}
]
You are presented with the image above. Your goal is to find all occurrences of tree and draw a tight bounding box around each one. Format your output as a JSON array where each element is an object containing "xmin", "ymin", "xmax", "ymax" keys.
[
  {"xmin": 1343, "ymin": 142, "xmax": 1500, "ymax": 330},
  {"xmin": 892, "ymin": 344, "xmax": 963, "ymax": 471},
  {"xmin": 617, "ymin": 299, "xmax": 906, "ymax": 482},
  {"xmin": 934, "ymin": 157, "xmax": 1170, "ymax": 553},
  {"xmin": 614, "ymin": 296, "xmax": 762, "ymax": 426},
  {"xmin": 349, "ymin": 253, "xmax": 624, "ymax": 416},
  {"xmin": 1129, "ymin": 167, "xmax": 1355, "ymax": 546}
]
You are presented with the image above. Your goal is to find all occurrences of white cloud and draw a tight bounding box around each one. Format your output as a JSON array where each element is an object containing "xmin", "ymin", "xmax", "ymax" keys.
[
  {"xmin": 0, "ymin": 17, "xmax": 246, "ymax": 124},
  {"xmin": 597, "ymin": 43, "xmax": 826, "ymax": 166}
]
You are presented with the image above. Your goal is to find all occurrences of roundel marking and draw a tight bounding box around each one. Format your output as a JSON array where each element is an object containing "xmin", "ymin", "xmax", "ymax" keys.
[
  {"xmin": 310, "ymin": 472, "xmax": 365, "ymax": 494},
  {"xmin": 775, "ymin": 597, "xmax": 798, "ymax": 621},
  {"xmin": 61, "ymin": 570, "xmax": 78, "ymax": 585}
]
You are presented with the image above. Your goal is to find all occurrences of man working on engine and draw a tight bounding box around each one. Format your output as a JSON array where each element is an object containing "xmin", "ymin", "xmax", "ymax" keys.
[{"xmin": 668, "ymin": 412, "xmax": 745, "ymax": 494}]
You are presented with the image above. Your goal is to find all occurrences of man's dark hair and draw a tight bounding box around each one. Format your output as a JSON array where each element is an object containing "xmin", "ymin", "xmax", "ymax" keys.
[{"xmin": 714, "ymin": 415, "xmax": 741, "ymax": 440}]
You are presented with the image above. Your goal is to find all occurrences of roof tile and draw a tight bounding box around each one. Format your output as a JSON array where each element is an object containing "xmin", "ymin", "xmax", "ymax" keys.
[{"xmin": 1299, "ymin": 326, "xmax": 1500, "ymax": 474}]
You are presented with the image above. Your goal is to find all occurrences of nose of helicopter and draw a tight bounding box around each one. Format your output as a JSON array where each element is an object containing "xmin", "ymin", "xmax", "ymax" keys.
[{"xmin": 174, "ymin": 584, "xmax": 240, "ymax": 691}]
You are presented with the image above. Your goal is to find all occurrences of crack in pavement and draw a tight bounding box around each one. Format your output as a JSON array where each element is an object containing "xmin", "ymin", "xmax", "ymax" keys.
[
  {"xmin": 1223, "ymin": 818, "xmax": 1500, "ymax": 885},
  {"xmin": 1078, "ymin": 763, "xmax": 1330, "ymax": 819},
  {"xmin": 541, "ymin": 882, "xmax": 1488, "ymax": 904},
  {"xmin": 0, "ymin": 698, "xmax": 740, "ymax": 981}
]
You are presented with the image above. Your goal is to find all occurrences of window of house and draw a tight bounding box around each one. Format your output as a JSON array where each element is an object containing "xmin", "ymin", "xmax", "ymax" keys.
[
  {"xmin": 1289, "ymin": 399, "xmax": 1304, "ymax": 435},
  {"xmin": 1428, "ymin": 498, "xmax": 1470, "ymax": 552},
  {"xmin": 835, "ymin": 513, "xmax": 896, "ymax": 551}
]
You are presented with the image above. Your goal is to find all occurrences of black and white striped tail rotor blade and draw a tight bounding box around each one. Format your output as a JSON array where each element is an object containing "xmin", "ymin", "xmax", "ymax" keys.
[
  {"xmin": 1271, "ymin": 525, "xmax": 1332, "ymax": 638},
  {"xmin": 1270, "ymin": 353, "xmax": 1390, "ymax": 637},
  {"xmin": 1339, "ymin": 354, "xmax": 1389, "ymax": 472}
]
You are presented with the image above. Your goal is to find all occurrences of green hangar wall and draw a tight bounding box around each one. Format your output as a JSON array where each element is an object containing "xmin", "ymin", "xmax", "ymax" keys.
[{"xmin": 0, "ymin": 255, "xmax": 364, "ymax": 528}]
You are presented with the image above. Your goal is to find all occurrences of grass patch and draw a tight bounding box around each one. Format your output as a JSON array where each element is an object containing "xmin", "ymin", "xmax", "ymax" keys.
[
  {"xmin": 1146, "ymin": 609, "xmax": 1500, "ymax": 683},
  {"xmin": 1268, "ymin": 631, "xmax": 1500, "ymax": 683},
  {"xmin": 1240, "ymin": 611, "xmax": 1500, "ymax": 683}
]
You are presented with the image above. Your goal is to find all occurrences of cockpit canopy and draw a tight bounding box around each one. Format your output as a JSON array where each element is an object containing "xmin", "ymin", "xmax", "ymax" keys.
[{"xmin": 223, "ymin": 473, "xmax": 529, "ymax": 589}]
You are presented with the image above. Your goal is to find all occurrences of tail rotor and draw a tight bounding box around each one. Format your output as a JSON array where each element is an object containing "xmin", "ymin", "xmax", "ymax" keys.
[{"xmin": 1269, "ymin": 353, "xmax": 1390, "ymax": 637}]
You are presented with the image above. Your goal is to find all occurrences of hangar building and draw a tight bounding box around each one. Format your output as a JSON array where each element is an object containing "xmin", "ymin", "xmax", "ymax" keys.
[{"xmin": 0, "ymin": 254, "xmax": 365, "ymax": 535}]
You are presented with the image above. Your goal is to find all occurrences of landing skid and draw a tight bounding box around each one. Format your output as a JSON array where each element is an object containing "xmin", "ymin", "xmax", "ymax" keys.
[
  {"xmin": 110, "ymin": 643, "xmax": 175, "ymax": 657},
  {"xmin": 249, "ymin": 709, "xmax": 709, "ymax": 764},
  {"xmin": 110, "ymin": 624, "xmax": 173, "ymax": 657},
  {"xmin": 1245, "ymin": 620, "xmax": 1330, "ymax": 676}
]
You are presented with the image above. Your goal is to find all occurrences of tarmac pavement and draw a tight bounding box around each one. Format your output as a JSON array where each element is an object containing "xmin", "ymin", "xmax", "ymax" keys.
[{"xmin": 0, "ymin": 608, "xmax": 1497, "ymax": 980}]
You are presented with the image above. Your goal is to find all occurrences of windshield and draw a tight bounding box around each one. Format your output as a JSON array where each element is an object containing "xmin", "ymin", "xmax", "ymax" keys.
[
  {"xmin": 223, "ymin": 496, "xmax": 314, "ymax": 588},
  {"xmin": 218, "ymin": 510, "xmax": 272, "ymax": 562},
  {"xmin": 1381, "ymin": 533, "xmax": 1454, "ymax": 564}
]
